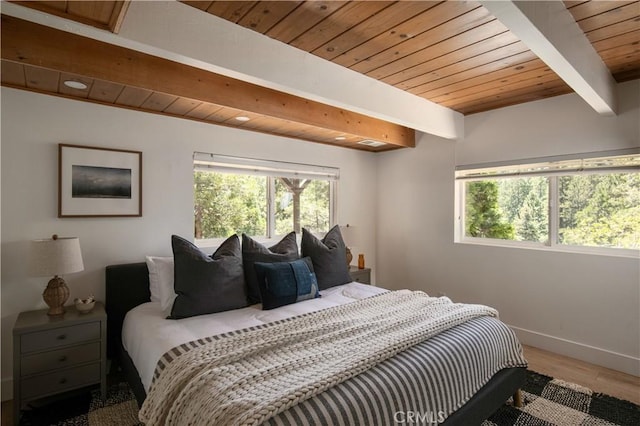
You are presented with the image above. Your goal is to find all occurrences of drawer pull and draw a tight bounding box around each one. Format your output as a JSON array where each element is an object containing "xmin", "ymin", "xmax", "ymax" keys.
[
  {"xmin": 58, "ymin": 378, "xmax": 67, "ymax": 385},
  {"xmin": 56, "ymin": 334, "xmax": 67, "ymax": 341},
  {"xmin": 58, "ymin": 356, "xmax": 68, "ymax": 362}
]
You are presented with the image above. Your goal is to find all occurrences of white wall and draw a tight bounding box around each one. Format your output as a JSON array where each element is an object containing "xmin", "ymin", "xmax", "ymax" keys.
[
  {"xmin": 0, "ymin": 88, "xmax": 379, "ymax": 399},
  {"xmin": 377, "ymin": 80, "xmax": 640, "ymax": 376}
]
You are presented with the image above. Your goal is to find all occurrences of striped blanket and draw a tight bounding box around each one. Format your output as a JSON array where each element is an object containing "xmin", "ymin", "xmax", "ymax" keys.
[{"xmin": 140, "ymin": 291, "xmax": 527, "ymax": 425}]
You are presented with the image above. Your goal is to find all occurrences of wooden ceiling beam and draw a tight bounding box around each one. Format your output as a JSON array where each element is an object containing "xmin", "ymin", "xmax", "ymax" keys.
[{"xmin": 1, "ymin": 15, "xmax": 414, "ymax": 148}]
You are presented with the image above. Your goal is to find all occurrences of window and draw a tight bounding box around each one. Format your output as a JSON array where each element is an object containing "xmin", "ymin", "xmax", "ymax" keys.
[
  {"xmin": 193, "ymin": 153, "xmax": 338, "ymax": 242},
  {"xmin": 455, "ymin": 150, "xmax": 640, "ymax": 256}
]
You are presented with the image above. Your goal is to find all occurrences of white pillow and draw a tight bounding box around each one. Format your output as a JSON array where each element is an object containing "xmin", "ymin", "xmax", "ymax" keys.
[{"xmin": 145, "ymin": 256, "xmax": 176, "ymax": 311}]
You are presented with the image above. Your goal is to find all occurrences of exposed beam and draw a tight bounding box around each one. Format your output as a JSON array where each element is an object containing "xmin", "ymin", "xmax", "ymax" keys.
[
  {"xmin": 0, "ymin": 15, "xmax": 414, "ymax": 148},
  {"xmin": 116, "ymin": 1, "xmax": 462, "ymax": 140},
  {"xmin": 481, "ymin": 0, "xmax": 617, "ymax": 116}
]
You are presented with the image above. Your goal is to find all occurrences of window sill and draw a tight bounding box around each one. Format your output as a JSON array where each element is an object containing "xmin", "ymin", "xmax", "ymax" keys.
[{"xmin": 455, "ymin": 238, "xmax": 640, "ymax": 259}]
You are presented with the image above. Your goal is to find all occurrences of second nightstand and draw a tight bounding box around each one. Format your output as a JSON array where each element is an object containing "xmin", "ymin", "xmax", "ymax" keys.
[
  {"xmin": 13, "ymin": 302, "xmax": 107, "ymax": 425},
  {"xmin": 349, "ymin": 266, "xmax": 371, "ymax": 284}
]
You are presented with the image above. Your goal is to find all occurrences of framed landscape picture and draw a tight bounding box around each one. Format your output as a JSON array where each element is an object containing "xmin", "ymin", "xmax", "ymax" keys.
[{"xmin": 58, "ymin": 144, "xmax": 142, "ymax": 217}]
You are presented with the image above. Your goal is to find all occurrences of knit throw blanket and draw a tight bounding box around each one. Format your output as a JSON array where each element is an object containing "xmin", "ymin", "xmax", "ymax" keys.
[{"xmin": 139, "ymin": 290, "xmax": 498, "ymax": 426}]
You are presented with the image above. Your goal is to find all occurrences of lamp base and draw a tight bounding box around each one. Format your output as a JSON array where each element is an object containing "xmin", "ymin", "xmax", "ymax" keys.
[
  {"xmin": 43, "ymin": 276, "xmax": 69, "ymax": 316},
  {"xmin": 346, "ymin": 247, "xmax": 353, "ymax": 266}
]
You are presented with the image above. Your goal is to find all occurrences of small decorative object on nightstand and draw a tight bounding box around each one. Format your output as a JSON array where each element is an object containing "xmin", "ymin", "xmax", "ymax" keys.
[
  {"xmin": 74, "ymin": 296, "xmax": 96, "ymax": 314},
  {"xmin": 13, "ymin": 303, "xmax": 107, "ymax": 426},
  {"xmin": 349, "ymin": 265, "xmax": 371, "ymax": 284},
  {"xmin": 358, "ymin": 253, "xmax": 365, "ymax": 269},
  {"xmin": 29, "ymin": 235, "xmax": 84, "ymax": 316}
]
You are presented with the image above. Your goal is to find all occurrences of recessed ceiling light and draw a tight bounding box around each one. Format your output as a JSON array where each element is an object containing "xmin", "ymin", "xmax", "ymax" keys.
[
  {"xmin": 335, "ymin": 136, "xmax": 346, "ymax": 141},
  {"xmin": 235, "ymin": 116, "xmax": 250, "ymax": 122},
  {"xmin": 63, "ymin": 80, "xmax": 88, "ymax": 90}
]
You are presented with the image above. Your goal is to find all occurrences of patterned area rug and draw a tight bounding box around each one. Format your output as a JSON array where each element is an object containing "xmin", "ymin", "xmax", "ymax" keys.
[
  {"xmin": 19, "ymin": 381, "xmax": 141, "ymax": 426},
  {"xmin": 18, "ymin": 371, "xmax": 639, "ymax": 425},
  {"xmin": 485, "ymin": 371, "xmax": 640, "ymax": 426}
]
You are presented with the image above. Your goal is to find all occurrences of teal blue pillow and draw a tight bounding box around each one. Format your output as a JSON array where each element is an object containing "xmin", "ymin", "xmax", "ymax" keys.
[{"xmin": 254, "ymin": 257, "xmax": 319, "ymax": 310}]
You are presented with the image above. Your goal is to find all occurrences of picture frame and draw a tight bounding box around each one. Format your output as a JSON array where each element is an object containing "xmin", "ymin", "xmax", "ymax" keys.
[{"xmin": 58, "ymin": 144, "xmax": 142, "ymax": 218}]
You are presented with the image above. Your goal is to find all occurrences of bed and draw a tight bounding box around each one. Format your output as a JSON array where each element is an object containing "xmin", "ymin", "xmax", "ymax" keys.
[{"xmin": 105, "ymin": 261, "xmax": 527, "ymax": 425}]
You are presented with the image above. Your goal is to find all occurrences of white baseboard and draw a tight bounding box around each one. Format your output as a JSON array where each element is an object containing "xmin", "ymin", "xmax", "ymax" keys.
[
  {"xmin": 509, "ymin": 325, "xmax": 640, "ymax": 377},
  {"xmin": 1, "ymin": 377, "xmax": 13, "ymax": 402}
]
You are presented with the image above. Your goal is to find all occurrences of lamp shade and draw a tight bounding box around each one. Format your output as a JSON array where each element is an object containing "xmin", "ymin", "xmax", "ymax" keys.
[{"xmin": 29, "ymin": 236, "xmax": 84, "ymax": 277}]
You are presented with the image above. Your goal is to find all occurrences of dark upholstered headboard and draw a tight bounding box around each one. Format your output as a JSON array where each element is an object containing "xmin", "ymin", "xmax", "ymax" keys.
[{"xmin": 105, "ymin": 262, "xmax": 151, "ymax": 360}]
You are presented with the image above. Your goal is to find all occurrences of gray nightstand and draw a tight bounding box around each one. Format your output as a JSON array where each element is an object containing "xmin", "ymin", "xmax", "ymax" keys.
[
  {"xmin": 349, "ymin": 266, "xmax": 371, "ymax": 284},
  {"xmin": 13, "ymin": 302, "xmax": 107, "ymax": 425}
]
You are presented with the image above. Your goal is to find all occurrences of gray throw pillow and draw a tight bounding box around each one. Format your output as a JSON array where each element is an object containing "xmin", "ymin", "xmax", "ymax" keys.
[
  {"xmin": 301, "ymin": 226, "xmax": 351, "ymax": 290},
  {"xmin": 169, "ymin": 234, "xmax": 247, "ymax": 319},
  {"xmin": 242, "ymin": 232, "xmax": 299, "ymax": 304}
]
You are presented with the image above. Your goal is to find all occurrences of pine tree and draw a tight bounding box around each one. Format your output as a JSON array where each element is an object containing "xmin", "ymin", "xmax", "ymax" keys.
[{"xmin": 466, "ymin": 181, "xmax": 514, "ymax": 239}]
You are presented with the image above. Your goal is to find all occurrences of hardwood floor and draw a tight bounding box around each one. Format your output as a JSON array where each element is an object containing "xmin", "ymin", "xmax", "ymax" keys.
[
  {"xmin": 523, "ymin": 345, "xmax": 640, "ymax": 405},
  {"xmin": 1, "ymin": 345, "xmax": 638, "ymax": 425}
]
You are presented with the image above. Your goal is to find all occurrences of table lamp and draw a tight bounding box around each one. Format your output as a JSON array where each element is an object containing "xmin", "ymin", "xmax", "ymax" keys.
[
  {"xmin": 29, "ymin": 234, "xmax": 84, "ymax": 316},
  {"xmin": 340, "ymin": 224, "xmax": 359, "ymax": 266}
]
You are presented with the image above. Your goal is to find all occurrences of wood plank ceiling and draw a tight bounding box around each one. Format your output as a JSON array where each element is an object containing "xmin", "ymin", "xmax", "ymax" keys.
[
  {"xmin": 186, "ymin": 0, "xmax": 640, "ymax": 115},
  {"xmin": 1, "ymin": 1, "xmax": 639, "ymax": 151}
]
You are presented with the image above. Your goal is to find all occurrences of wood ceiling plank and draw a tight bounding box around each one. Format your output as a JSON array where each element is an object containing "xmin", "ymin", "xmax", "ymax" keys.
[
  {"xmin": 164, "ymin": 98, "xmax": 203, "ymax": 115},
  {"xmin": 564, "ymin": 1, "xmax": 589, "ymax": 8},
  {"xmin": 333, "ymin": 1, "xmax": 474, "ymax": 68},
  {"xmin": 141, "ymin": 92, "xmax": 178, "ymax": 112},
  {"xmin": 381, "ymin": 29, "xmax": 519, "ymax": 86},
  {"xmin": 1, "ymin": 15, "xmax": 413, "ymax": 148},
  {"xmin": 265, "ymin": 1, "xmax": 347, "ymax": 44},
  {"xmin": 576, "ymin": 2, "xmax": 640, "ymax": 34},
  {"xmin": 205, "ymin": 1, "xmax": 258, "ymax": 23},
  {"xmin": 236, "ymin": 1, "xmax": 302, "ymax": 33},
  {"xmin": 567, "ymin": 0, "xmax": 637, "ymax": 22},
  {"xmin": 348, "ymin": 6, "xmax": 495, "ymax": 75},
  {"xmin": 458, "ymin": 80, "xmax": 572, "ymax": 115},
  {"xmin": 401, "ymin": 41, "xmax": 530, "ymax": 91},
  {"xmin": 585, "ymin": 17, "xmax": 640, "ymax": 43},
  {"xmin": 181, "ymin": 1, "xmax": 214, "ymax": 12},
  {"xmin": 433, "ymin": 65, "xmax": 557, "ymax": 104},
  {"xmin": 416, "ymin": 58, "xmax": 546, "ymax": 99},
  {"xmin": 67, "ymin": 1, "xmax": 115, "ymax": 25},
  {"xmin": 24, "ymin": 65, "xmax": 59, "ymax": 92},
  {"xmin": 290, "ymin": 1, "xmax": 393, "ymax": 52},
  {"xmin": 36, "ymin": 1, "xmax": 67, "ymax": 12},
  {"xmin": 58, "ymin": 72, "xmax": 94, "ymax": 98},
  {"xmin": 11, "ymin": 1, "xmax": 112, "ymax": 30},
  {"xmin": 608, "ymin": 57, "xmax": 640, "ymax": 77},
  {"xmin": 313, "ymin": 1, "xmax": 437, "ymax": 61},
  {"xmin": 204, "ymin": 106, "xmax": 245, "ymax": 123},
  {"xmin": 592, "ymin": 29, "xmax": 640, "ymax": 53},
  {"xmin": 88, "ymin": 79, "xmax": 124, "ymax": 103},
  {"xmin": 598, "ymin": 41, "xmax": 640, "ymax": 60},
  {"xmin": 116, "ymin": 86, "xmax": 153, "ymax": 107},
  {"xmin": 185, "ymin": 102, "xmax": 224, "ymax": 119},
  {"xmin": 409, "ymin": 51, "xmax": 538, "ymax": 96},
  {"xmin": 1, "ymin": 60, "xmax": 26, "ymax": 86}
]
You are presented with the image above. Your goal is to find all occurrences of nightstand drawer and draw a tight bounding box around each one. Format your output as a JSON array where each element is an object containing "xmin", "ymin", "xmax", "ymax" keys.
[
  {"xmin": 21, "ymin": 342, "xmax": 100, "ymax": 376},
  {"xmin": 20, "ymin": 363, "xmax": 100, "ymax": 400},
  {"xmin": 349, "ymin": 267, "xmax": 371, "ymax": 284},
  {"xmin": 21, "ymin": 322, "xmax": 100, "ymax": 353}
]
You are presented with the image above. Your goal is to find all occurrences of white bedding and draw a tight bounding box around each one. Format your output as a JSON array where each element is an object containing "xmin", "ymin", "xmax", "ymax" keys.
[{"xmin": 122, "ymin": 282, "xmax": 387, "ymax": 391}]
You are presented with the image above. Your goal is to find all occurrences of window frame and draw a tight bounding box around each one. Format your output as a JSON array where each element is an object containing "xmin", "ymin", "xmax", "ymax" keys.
[
  {"xmin": 454, "ymin": 150, "xmax": 640, "ymax": 258},
  {"xmin": 194, "ymin": 153, "xmax": 338, "ymax": 248}
]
